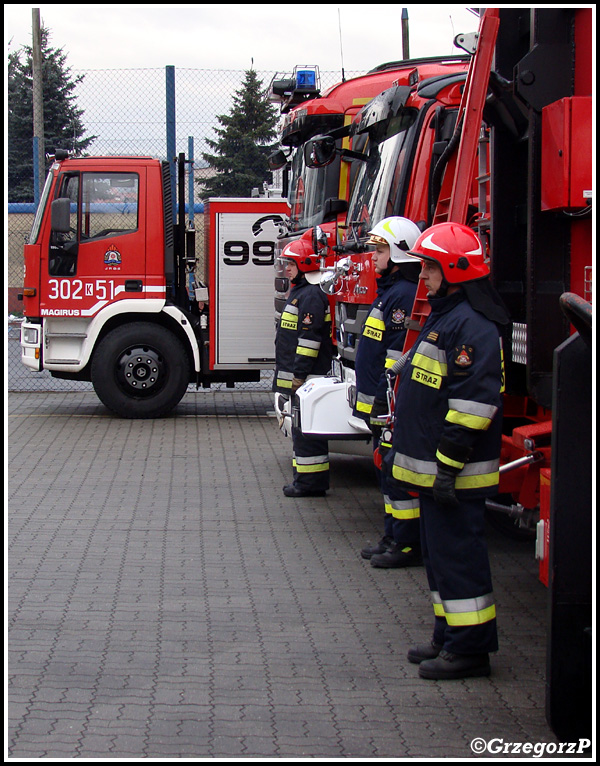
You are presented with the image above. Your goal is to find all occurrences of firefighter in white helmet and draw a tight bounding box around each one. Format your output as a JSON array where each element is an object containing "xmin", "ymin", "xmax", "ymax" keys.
[
  {"xmin": 354, "ymin": 216, "xmax": 424, "ymax": 568},
  {"xmin": 274, "ymin": 234, "xmax": 333, "ymax": 497},
  {"xmin": 384, "ymin": 221, "xmax": 509, "ymax": 680}
]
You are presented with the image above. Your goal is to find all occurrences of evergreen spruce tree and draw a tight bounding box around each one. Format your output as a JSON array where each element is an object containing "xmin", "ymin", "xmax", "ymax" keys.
[
  {"xmin": 200, "ymin": 68, "xmax": 279, "ymax": 199},
  {"xmin": 8, "ymin": 28, "xmax": 96, "ymax": 202}
]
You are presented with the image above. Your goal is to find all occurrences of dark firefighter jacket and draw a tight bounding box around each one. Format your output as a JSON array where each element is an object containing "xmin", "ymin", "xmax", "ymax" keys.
[
  {"xmin": 385, "ymin": 288, "xmax": 505, "ymax": 499},
  {"xmin": 273, "ymin": 277, "xmax": 333, "ymax": 394},
  {"xmin": 354, "ymin": 270, "xmax": 417, "ymax": 420}
]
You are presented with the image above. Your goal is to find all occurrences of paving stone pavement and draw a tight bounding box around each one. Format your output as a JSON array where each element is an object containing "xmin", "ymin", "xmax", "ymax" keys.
[{"xmin": 7, "ymin": 390, "xmax": 565, "ymax": 759}]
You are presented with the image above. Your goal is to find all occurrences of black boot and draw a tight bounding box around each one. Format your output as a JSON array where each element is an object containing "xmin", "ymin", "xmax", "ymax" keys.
[
  {"xmin": 360, "ymin": 535, "xmax": 393, "ymax": 560},
  {"xmin": 370, "ymin": 543, "xmax": 422, "ymax": 568},
  {"xmin": 418, "ymin": 650, "xmax": 491, "ymax": 680},
  {"xmin": 407, "ymin": 641, "xmax": 443, "ymax": 664},
  {"xmin": 283, "ymin": 484, "xmax": 326, "ymax": 498}
]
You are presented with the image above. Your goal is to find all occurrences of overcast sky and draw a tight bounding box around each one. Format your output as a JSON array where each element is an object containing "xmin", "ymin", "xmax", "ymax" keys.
[{"xmin": 6, "ymin": 4, "xmax": 482, "ymax": 74}]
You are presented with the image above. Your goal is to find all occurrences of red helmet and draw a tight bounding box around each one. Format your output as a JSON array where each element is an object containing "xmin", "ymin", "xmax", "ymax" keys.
[
  {"xmin": 408, "ymin": 222, "xmax": 490, "ymax": 284},
  {"xmin": 279, "ymin": 236, "xmax": 320, "ymax": 273}
]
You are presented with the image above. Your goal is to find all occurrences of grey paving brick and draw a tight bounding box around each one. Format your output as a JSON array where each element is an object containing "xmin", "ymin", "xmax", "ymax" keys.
[{"xmin": 8, "ymin": 390, "xmax": 567, "ymax": 759}]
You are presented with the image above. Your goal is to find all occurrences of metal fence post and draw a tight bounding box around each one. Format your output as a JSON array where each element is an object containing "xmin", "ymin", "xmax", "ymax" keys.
[{"xmin": 166, "ymin": 65, "xmax": 176, "ymax": 222}]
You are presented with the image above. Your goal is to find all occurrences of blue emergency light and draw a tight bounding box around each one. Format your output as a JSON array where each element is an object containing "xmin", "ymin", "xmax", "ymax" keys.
[{"xmin": 295, "ymin": 69, "xmax": 317, "ymax": 91}]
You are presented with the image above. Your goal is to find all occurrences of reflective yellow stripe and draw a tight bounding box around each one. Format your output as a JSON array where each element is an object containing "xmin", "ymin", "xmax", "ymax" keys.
[
  {"xmin": 445, "ymin": 604, "xmax": 496, "ymax": 626},
  {"xmin": 392, "ymin": 465, "xmax": 436, "ymax": 487},
  {"xmin": 295, "ymin": 461, "xmax": 329, "ymax": 474},
  {"xmin": 445, "ymin": 400, "xmax": 497, "ymax": 431},
  {"xmin": 365, "ymin": 316, "xmax": 385, "ymax": 330},
  {"xmin": 432, "ymin": 592, "xmax": 496, "ymax": 625},
  {"xmin": 431, "ymin": 591, "xmax": 445, "ymax": 617},
  {"xmin": 296, "ymin": 346, "xmax": 318, "ymax": 357},
  {"xmin": 393, "ymin": 454, "xmax": 499, "ymax": 489},
  {"xmin": 412, "ymin": 349, "xmax": 447, "ymax": 376},
  {"xmin": 356, "ymin": 400, "xmax": 372, "ymax": 413},
  {"xmin": 384, "ymin": 497, "xmax": 420, "ymax": 520},
  {"xmin": 276, "ymin": 377, "xmax": 293, "ymax": 389},
  {"xmin": 436, "ymin": 450, "xmax": 465, "ymax": 471},
  {"xmin": 281, "ymin": 311, "xmax": 298, "ymax": 330},
  {"xmin": 294, "ymin": 455, "xmax": 329, "ymax": 474},
  {"xmin": 455, "ymin": 471, "xmax": 499, "ymax": 489},
  {"xmin": 363, "ymin": 316, "xmax": 385, "ymax": 342},
  {"xmin": 446, "ymin": 410, "xmax": 493, "ymax": 430}
]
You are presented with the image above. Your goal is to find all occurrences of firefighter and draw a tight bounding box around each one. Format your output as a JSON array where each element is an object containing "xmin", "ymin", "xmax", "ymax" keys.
[
  {"xmin": 354, "ymin": 217, "xmax": 424, "ymax": 568},
  {"xmin": 384, "ymin": 221, "xmax": 510, "ymax": 679},
  {"xmin": 274, "ymin": 237, "xmax": 333, "ymax": 497}
]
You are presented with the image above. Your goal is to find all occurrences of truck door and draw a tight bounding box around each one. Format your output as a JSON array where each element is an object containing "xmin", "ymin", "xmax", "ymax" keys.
[{"xmin": 41, "ymin": 168, "xmax": 147, "ymax": 319}]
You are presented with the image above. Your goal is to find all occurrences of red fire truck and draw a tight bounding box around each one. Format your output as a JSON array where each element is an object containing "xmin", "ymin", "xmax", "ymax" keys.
[
  {"xmin": 269, "ymin": 57, "xmax": 469, "ymax": 249},
  {"xmin": 294, "ymin": 7, "xmax": 592, "ymax": 742},
  {"xmin": 19, "ymin": 153, "xmax": 287, "ymax": 418},
  {"xmin": 270, "ymin": 57, "xmax": 471, "ymax": 445}
]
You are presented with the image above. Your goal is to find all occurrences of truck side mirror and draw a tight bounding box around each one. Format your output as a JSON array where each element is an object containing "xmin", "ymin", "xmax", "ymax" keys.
[
  {"xmin": 322, "ymin": 197, "xmax": 348, "ymax": 222},
  {"xmin": 304, "ymin": 136, "xmax": 337, "ymax": 168},
  {"xmin": 50, "ymin": 198, "xmax": 72, "ymax": 233}
]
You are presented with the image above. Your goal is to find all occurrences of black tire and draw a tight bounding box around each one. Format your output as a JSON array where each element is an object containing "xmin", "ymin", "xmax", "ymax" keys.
[{"xmin": 91, "ymin": 322, "xmax": 190, "ymax": 418}]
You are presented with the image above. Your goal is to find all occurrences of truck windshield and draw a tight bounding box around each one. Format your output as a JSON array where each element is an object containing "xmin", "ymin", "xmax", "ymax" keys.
[
  {"xmin": 287, "ymin": 146, "xmax": 341, "ymax": 232},
  {"xmin": 345, "ymin": 109, "xmax": 418, "ymax": 237},
  {"xmin": 28, "ymin": 169, "xmax": 55, "ymax": 244}
]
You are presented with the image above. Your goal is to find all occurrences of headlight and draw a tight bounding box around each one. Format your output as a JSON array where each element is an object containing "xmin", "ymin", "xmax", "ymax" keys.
[{"xmin": 22, "ymin": 327, "xmax": 40, "ymax": 344}]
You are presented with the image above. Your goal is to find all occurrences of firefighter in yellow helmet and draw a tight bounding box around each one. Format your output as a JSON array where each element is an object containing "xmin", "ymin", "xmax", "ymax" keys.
[{"xmin": 354, "ymin": 217, "xmax": 424, "ymax": 569}]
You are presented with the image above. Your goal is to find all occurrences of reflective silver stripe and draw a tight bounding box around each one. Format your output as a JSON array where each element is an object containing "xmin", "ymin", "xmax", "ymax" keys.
[
  {"xmin": 394, "ymin": 453, "xmax": 437, "ymax": 476},
  {"xmin": 385, "ymin": 349, "xmax": 404, "ymax": 368},
  {"xmin": 446, "ymin": 398, "xmax": 498, "ymax": 430},
  {"xmin": 294, "ymin": 453, "xmax": 329, "ymax": 474},
  {"xmin": 384, "ymin": 496, "xmax": 420, "ymax": 520},
  {"xmin": 284, "ymin": 304, "xmax": 299, "ymax": 316},
  {"xmin": 443, "ymin": 593, "xmax": 495, "ymax": 614},
  {"xmin": 431, "ymin": 591, "xmax": 496, "ymax": 624},
  {"xmin": 294, "ymin": 454, "xmax": 329, "ymax": 467},
  {"xmin": 393, "ymin": 453, "xmax": 499, "ymax": 489},
  {"xmin": 442, "ymin": 592, "xmax": 496, "ymax": 626},
  {"xmin": 412, "ymin": 341, "xmax": 448, "ymax": 375},
  {"xmin": 431, "ymin": 590, "xmax": 445, "ymax": 617},
  {"xmin": 368, "ymin": 307, "xmax": 384, "ymax": 321},
  {"xmin": 296, "ymin": 338, "xmax": 321, "ymax": 357},
  {"xmin": 356, "ymin": 392, "xmax": 375, "ymax": 414},
  {"xmin": 457, "ymin": 459, "xmax": 500, "ymax": 476}
]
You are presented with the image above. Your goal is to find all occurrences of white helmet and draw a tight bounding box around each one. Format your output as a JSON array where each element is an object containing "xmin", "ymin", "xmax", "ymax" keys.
[{"xmin": 367, "ymin": 216, "xmax": 422, "ymax": 264}]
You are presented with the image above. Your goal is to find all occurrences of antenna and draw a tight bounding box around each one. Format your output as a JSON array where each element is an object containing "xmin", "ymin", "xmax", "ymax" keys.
[{"xmin": 338, "ymin": 8, "xmax": 346, "ymax": 82}]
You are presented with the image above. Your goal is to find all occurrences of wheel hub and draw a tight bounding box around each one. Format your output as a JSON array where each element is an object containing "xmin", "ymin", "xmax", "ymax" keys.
[{"xmin": 117, "ymin": 347, "xmax": 164, "ymax": 395}]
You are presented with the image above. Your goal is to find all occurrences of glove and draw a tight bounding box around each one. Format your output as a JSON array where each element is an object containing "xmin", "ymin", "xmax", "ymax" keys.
[
  {"xmin": 432, "ymin": 465, "xmax": 460, "ymax": 507},
  {"xmin": 291, "ymin": 377, "xmax": 306, "ymax": 394}
]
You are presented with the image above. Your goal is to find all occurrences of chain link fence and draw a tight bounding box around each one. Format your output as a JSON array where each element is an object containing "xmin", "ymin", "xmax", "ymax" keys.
[{"xmin": 8, "ymin": 66, "xmax": 361, "ymax": 392}]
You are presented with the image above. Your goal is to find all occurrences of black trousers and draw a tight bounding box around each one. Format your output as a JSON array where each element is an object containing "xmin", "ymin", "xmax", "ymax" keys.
[
  {"xmin": 291, "ymin": 426, "xmax": 329, "ymax": 492},
  {"xmin": 420, "ymin": 493, "xmax": 498, "ymax": 655}
]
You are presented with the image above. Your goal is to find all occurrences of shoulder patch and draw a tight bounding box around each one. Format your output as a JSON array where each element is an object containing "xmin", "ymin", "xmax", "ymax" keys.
[
  {"xmin": 391, "ymin": 307, "xmax": 407, "ymax": 325},
  {"xmin": 454, "ymin": 344, "xmax": 474, "ymax": 367}
]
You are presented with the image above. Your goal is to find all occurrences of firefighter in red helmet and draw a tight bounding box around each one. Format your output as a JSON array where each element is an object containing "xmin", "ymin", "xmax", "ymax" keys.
[
  {"xmin": 384, "ymin": 221, "xmax": 509, "ymax": 679},
  {"xmin": 274, "ymin": 235, "xmax": 333, "ymax": 497}
]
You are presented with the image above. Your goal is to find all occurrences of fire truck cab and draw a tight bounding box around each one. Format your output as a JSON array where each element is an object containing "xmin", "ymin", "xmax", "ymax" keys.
[{"xmin": 20, "ymin": 153, "xmax": 287, "ymax": 418}]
